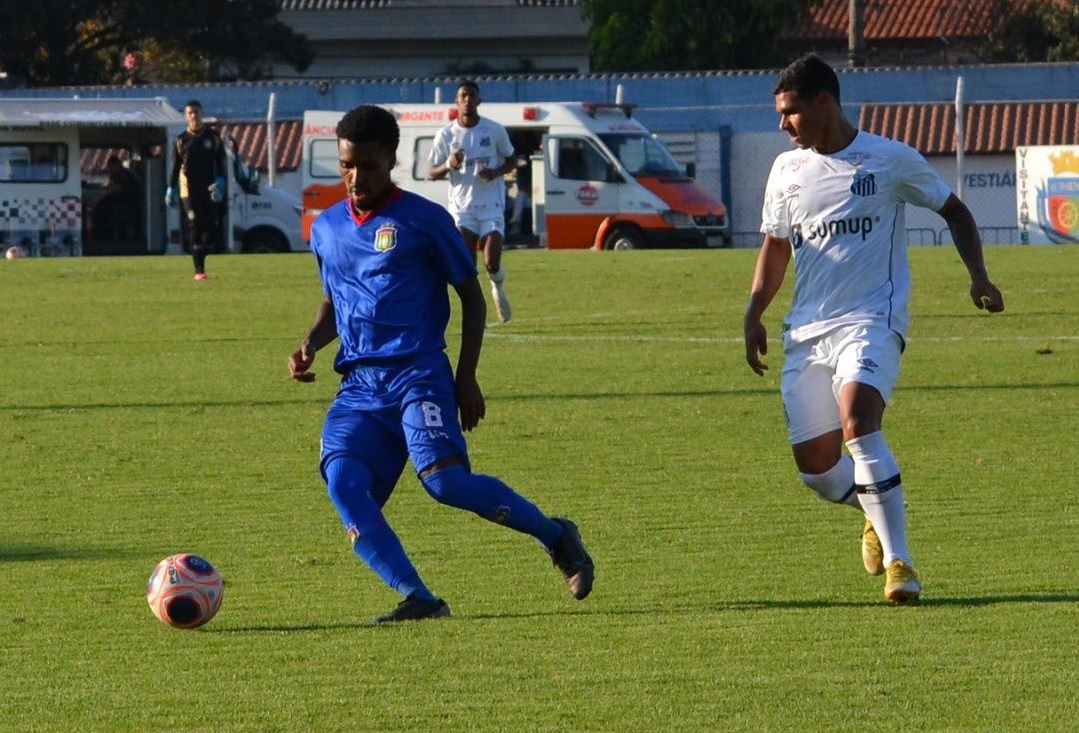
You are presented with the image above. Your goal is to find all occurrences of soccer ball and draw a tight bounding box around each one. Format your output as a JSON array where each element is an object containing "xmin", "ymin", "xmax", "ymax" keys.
[
  {"xmin": 146, "ymin": 554, "xmax": 224, "ymax": 629},
  {"xmin": 5, "ymin": 245, "xmax": 25, "ymax": 260}
]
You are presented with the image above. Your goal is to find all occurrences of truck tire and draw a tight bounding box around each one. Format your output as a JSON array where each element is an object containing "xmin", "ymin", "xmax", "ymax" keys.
[
  {"xmin": 603, "ymin": 226, "xmax": 645, "ymax": 251},
  {"xmin": 243, "ymin": 228, "xmax": 289, "ymax": 253}
]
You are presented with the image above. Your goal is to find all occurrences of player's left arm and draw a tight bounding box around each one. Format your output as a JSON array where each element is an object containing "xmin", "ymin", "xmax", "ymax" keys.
[
  {"xmin": 938, "ymin": 194, "xmax": 1005, "ymax": 313},
  {"xmin": 479, "ymin": 126, "xmax": 518, "ymax": 181},
  {"xmin": 451, "ymin": 276, "xmax": 488, "ymax": 431}
]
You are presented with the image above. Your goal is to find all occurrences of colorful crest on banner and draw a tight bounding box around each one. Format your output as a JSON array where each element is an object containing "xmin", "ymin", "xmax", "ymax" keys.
[{"xmin": 1036, "ymin": 151, "xmax": 1079, "ymax": 244}]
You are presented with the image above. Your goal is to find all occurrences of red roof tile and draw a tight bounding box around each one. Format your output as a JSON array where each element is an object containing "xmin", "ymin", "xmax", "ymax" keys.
[
  {"xmin": 77, "ymin": 122, "xmax": 303, "ymax": 174},
  {"xmin": 859, "ymin": 100, "xmax": 1079, "ymax": 154},
  {"xmin": 789, "ymin": 0, "xmax": 1020, "ymax": 42},
  {"xmin": 218, "ymin": 120, "xmax": 304, "ymax": 172}
]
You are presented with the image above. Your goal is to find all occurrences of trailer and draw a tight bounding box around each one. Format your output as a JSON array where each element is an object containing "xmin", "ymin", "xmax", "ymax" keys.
[{"xmin": 0, "ymin": 98, "xmax": 302, "ymax": 257}]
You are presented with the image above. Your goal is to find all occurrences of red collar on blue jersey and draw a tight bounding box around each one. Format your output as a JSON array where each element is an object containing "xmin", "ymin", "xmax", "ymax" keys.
[{"xmin": 348, "ymin": 185, "xmax": 403, "ymax": 226}]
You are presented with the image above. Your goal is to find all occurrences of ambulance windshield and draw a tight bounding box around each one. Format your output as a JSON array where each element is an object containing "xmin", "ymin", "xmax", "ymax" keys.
[{"xmin": 598, "ymin": 133, "xmax": 685, "ymax": 178}]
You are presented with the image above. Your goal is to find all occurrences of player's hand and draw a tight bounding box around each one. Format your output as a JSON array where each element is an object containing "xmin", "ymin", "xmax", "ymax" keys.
[
  {"xmin": 970, "ymin": 277, "xmax": 1004, "ymax": 313},
  {"xmin": 446, "ymin": 151, "xmax": 461, "ymax": 170},
  {"xmin": 744, "ymin": 317, "xmax": 769, "ymax": 376},
  {"xmin": 289, "ymin": 343, "xmax": 316, "ymax": 382},
  {"xmin": 455, "ymin": 373, "xmax": 486, "ymax": 432},
  {"xmin": 208, "ymin": 177, "xmax": 225, "ymax": 203},
  {"xmin": 165, "ymin": 187, "xmax": 178, "ymax": 208}
]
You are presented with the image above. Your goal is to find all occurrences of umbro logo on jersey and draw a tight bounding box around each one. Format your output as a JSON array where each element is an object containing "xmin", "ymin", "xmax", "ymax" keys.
[
  {"xmin": 374, "ymin": 223, "xmax": 397, "ymax": 252},
  {"xmin": 850, "ymin": 172, "xmax": 877, "ymax": 196},
  {"xmin": 857, "ymin": 357, "xmax": 879, "ymax": 373},
  {"xmin": 786, "ymin": 184, "xmax": 801, "ymax": 194}
]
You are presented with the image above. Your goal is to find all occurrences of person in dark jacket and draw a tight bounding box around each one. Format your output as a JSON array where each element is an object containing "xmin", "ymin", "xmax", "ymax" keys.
[{"xmin": 167, "ymin": 100, "xmax": 225, "ymax": 280}]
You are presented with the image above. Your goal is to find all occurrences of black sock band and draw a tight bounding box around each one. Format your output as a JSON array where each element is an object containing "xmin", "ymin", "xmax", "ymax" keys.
[{"xmin": 855, "ymin": 473, "xmax": 902, "ymax": 495}]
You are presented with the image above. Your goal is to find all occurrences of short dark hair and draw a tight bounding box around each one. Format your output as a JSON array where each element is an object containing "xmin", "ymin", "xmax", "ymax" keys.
[
  {"xmin": 456, "ymin": 80, "xmax": 480, "ymax": 95},
  {"xmin": 773, "ymin": 54, "xmax": 841, "ymax": 104},
  {"xmin": 185, "ymin": 99, "xmax": 203, "ymax": 110},
  {"xmin": 335, "ymin": 104, "xmax": 400, "ymax": 152}
]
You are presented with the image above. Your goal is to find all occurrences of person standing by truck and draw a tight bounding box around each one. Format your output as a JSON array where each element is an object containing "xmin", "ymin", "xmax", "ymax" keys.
[
  {"xmin": 428, "ymin": 81, "xmax": 517, "ymax": 322},
  {"xmin": 166, "ymin": 100, "xmax": 226, "ymax": 281}
]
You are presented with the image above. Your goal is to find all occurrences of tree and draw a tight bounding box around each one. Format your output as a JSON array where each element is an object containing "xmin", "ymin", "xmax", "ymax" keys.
[
  {"xmin": 0, "ymin": 0, "xmax": 312, "ymax": 87},
  {"xmin": 985, "ymin": 0, "xmax": 1079, "ymax": 63},
  {"xmin": 580, "ymin": 0, "xmax": 822, "ymax": 72}
]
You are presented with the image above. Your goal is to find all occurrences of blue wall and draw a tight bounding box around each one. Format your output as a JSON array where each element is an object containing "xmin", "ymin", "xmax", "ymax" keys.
[{"xmin": 4, "ymin": 62, "xmax": 1077, "ymax": 135}]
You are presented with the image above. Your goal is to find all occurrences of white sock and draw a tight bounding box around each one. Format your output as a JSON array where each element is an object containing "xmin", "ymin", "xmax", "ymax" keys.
[
  {"xmin": 800, "ymin": 455, "xmax": 861, "ymax": 508},
  {"xmin": 847, "ymin": 431, "xmax": 911, "ymax": 565},
  {"xmin": 488, "ymin": 267, "xmax": 505, "ymax": 285}
]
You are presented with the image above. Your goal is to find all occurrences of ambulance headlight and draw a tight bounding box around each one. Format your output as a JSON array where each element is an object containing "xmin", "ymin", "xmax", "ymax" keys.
[{"xmin": 660, "ymin": 209, "xmax": 694, "ymax": 228}]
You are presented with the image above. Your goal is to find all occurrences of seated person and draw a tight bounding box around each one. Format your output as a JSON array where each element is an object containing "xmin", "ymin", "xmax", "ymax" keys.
[{"xmin": 95, "ymin": 156, "xmax": 141, "ymax": 240}]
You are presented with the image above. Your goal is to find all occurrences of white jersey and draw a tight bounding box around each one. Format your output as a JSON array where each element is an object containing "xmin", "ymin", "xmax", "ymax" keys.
[
  {"xmin": 429, "ymin": 117, "xmax": 514, "ymax": 217},
  {"xmin": 761, "ymin": 131, "xmax": 951, "ymax": 343}
]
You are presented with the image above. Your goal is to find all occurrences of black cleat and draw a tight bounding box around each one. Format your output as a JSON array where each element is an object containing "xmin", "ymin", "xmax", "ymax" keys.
[
  {"xmin": 375, "ymin": 594, "xmax": 451, "ymax": 624},
  {"xmin": 548, "ymin": 518, "xmax": 594, "ymax": 600}
]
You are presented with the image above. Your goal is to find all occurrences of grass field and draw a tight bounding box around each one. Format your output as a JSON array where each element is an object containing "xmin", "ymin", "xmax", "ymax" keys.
[{"xmin": 0, "ymin": 246, "xmax": 1075, "ymax": 732}]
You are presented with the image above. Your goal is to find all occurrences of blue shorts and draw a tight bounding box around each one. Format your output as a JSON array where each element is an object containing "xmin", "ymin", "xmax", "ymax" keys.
[{"xmin": 319, "ymin": 352, "xmax": 470, "ymax": 485}]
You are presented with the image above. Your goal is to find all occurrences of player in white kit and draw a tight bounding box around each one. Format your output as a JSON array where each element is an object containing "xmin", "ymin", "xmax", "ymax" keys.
[
  {"xmin": 429, "ymin": 81, "xmax": 517, "ymax": 322},
  {"xmin": 743, "ymin": 55, "xmax": 1005, "ymax": 603}
]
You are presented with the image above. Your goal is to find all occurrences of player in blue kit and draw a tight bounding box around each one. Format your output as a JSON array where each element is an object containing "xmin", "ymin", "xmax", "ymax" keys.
[{"xmin": 288, "ymin": 104, "xmax": 594, "ymax": 623}]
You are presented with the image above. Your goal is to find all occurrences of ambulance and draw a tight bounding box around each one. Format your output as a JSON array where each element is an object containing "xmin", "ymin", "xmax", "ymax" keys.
[
  {"xmin": 0, "ymin": 97, "xmax": 302, "ymax": 257},
  {"xmin": 301, "ymin": 102, "xmax": 732, "ymax": 250}
]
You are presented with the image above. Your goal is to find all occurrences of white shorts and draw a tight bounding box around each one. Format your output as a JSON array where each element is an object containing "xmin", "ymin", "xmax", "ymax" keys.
[
  {"xmin": 780, "ymin": 322, "xmax": 904, "ymax": 444},
  {"xmin": 453, "ymin": 211, "xmax": 505, "ymax": 239}
]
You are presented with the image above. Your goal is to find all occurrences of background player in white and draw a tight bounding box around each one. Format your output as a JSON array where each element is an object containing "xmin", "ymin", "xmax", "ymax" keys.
[
  {"xmin": 429, "ymin": 80, "xmax": 517, "ymax": 322},
  {"xmin": 743, "ymin": 55, "xmax": 1005, "ymax": 603}
]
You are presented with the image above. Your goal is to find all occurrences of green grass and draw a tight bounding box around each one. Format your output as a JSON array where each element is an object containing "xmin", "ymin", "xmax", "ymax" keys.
[{"xmin": 0, "ymin": 246, "xmax": 1075, "ymax": 732}]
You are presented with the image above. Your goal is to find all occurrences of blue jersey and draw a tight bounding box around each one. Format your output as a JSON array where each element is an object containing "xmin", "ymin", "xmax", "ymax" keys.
[{"xmin": 310, "ymin": 187, "xmax": 477, "ymax": 373}]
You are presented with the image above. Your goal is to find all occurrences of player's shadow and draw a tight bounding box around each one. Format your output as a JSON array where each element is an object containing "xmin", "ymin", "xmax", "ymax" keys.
[
  {"xmin": 204, "ymin": 592, "xmax": 1078, "ymax": 633},
  {"xmin": 703, "ymin": 593, "xmax": 1079, "ymax": 611},
  {"xmin": 0, "ymin": 543, "xmax": 129, "ymax": 562}
]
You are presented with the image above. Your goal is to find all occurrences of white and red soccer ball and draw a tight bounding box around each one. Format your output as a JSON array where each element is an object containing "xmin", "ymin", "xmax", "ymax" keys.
[
  {"xmin": 146, "ymin": 554, "xmax": 224, "ymax": 629},
  {"xmin": 5, "ymin": 245, "xmax": 26, "ymax": 260}
]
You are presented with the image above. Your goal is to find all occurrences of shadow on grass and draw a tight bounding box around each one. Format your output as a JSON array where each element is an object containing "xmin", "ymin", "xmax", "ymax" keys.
[
  {"xmin": 0, "ymin": 544, "xmax": 133, "ymax": 562},
  {"xmin": 206, "ymin": 592, "xmax": 1079, "ymax": 633},
  {"xmin": 5, "ymin": 380, "xmax": 1074, "ymax": 414}
]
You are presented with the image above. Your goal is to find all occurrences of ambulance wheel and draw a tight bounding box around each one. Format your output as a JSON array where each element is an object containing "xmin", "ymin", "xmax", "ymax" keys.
[
  {"xmin": 603, "ymin": 226, "xmax": 644, "ymax": 251},
  {"xmin": 243, "ymin": 228, "xmax": 289, "ymax": 253}
]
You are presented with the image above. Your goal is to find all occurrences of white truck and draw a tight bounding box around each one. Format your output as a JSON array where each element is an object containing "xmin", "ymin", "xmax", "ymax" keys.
[
  {"xmin": 0, "ymin": 97, "xmax": 303, "ymax": 257},
  {"xmin": 302, "ymin": 101, "xmax": 732, "ymax": 250}
]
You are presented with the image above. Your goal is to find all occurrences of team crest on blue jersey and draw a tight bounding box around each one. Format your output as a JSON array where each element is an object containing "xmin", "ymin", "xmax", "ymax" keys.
[
  {"xmin": 374, "ymin": 223, "xmax": 397, "ymax": 252},
  {"xmin": 480, "ymin": 136, "xmax": 490, "ymax": 147},
  {"xmin": 850, "ymin": 172, "xmax": 877, "ymax": 197}
]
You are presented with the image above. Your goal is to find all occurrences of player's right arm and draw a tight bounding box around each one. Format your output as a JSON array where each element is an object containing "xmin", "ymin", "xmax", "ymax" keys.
[
  {"xmin": 289, "ymin": 297, "xmax": 338, "ymax": 382},
  {"xmin": 168, "ymin": 136, "xmax": 183, "ymax": 188},
  {"xmin": 744, "ymin": 234, "xmax": 791, "ymax": 376},
  {"xmin": 427, "ymin": 129, "xmax": 457, "ymax": 180}
]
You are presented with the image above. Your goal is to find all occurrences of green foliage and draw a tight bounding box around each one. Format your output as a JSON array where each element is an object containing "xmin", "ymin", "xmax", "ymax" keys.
[
  {"xmin": 0, "ymin": 247, "xmax": 1075, "ymax": 732},
  {"xmin": 0, "ymin": 0, "xmax": 312, "ymax": 87},
  {"xmin": 580, "ymin": 0, "xmax": 821, "ymax": 71},
  {"xmin": 985, "ymin": 0, "xmax": 1079, "ymax": 62}
]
